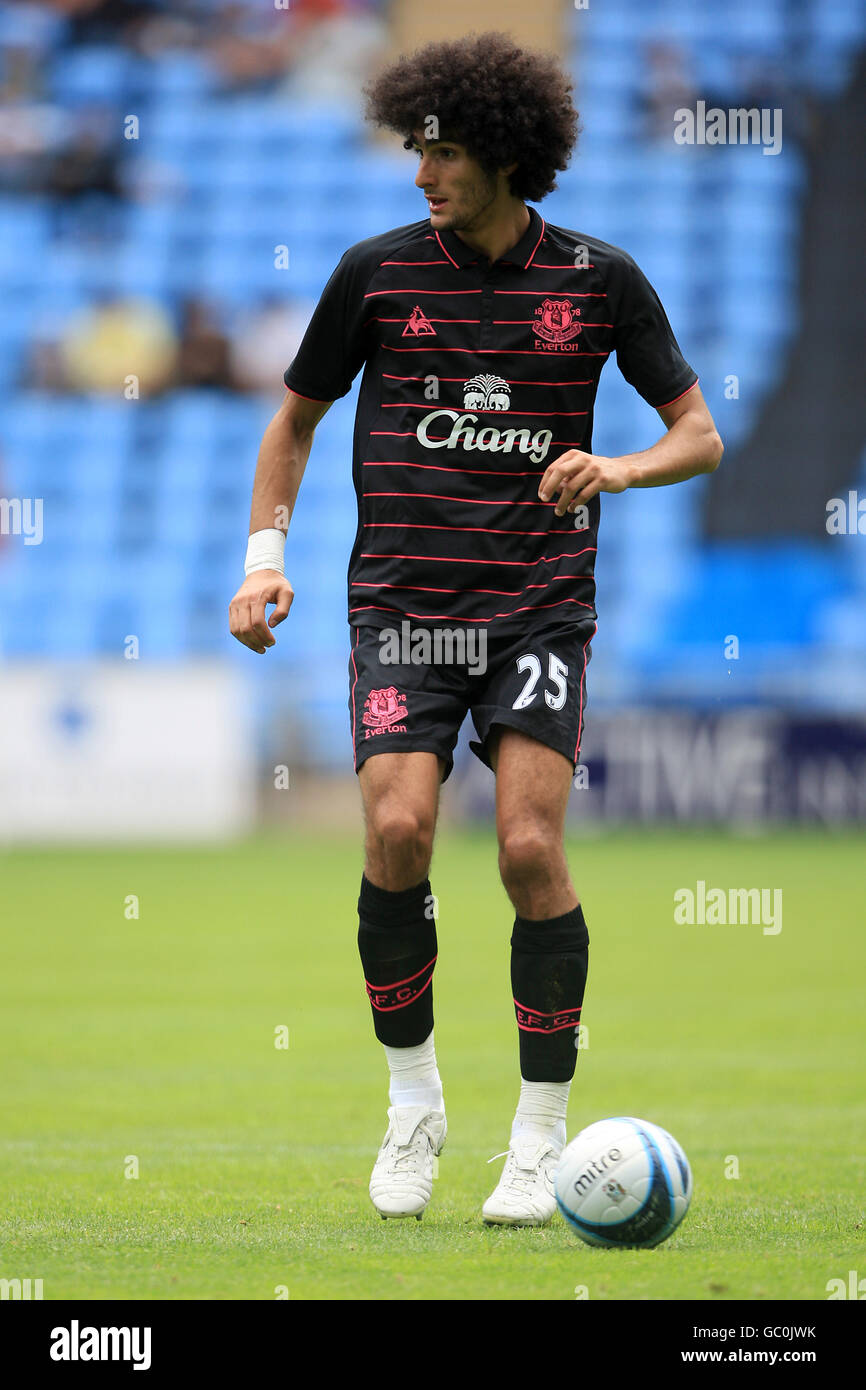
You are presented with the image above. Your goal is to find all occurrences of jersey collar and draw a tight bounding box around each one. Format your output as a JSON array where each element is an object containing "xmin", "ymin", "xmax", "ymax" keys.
[{"xmin": 435, "ymin": 204, "xmax": 545, "ymax": 271}]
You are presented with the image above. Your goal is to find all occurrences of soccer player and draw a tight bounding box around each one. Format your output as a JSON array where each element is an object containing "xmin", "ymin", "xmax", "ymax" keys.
[{"xmin": 229, "ymin": 32, "xmax": 722, "ymax": 1225}]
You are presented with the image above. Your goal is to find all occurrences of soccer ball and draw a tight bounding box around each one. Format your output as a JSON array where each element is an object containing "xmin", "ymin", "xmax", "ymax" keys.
[{"xmin": 555, "ymin": 1116, "xmax": 693, "ymax": 1248}]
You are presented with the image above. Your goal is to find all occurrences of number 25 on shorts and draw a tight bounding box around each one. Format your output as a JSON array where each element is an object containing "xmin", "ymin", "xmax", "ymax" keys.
[{"xmin": 512, "ymin": 652, "xmax": 569, "ymax": 710}]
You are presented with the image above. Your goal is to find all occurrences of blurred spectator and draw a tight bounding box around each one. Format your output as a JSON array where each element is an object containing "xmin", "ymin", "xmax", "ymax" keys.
[
  {"xmin": 205, "ymin": 0, "xmax": 385, "ymax": 96},
  {"xmin": 0, "ymin": 35, "xmax": 41, "ymax": 102},
  {"xmin": 174, "ymin": 296, "xmax": 234, "ymax": 390},
  {"xmin": 707, "ymin": 51, "xmax": 809, "ymax": 150},
  {"xmin": 0, "ymin": 99, "xmax": 63, "ymax": 194},
  {"xmin": 53, "ymin": 293, "xmax": 178, "ymax": 393},
  {"xmin": 26, "ymin": 292, "xmax": 309, "ymax": 396},
  {"xmin": 0, "ymin": 0, "xmax": 68, "ymax": 60},
  {"xmin": 48, "ymin": 0, "xmax": 156, "ymax": 47},
  {"xmin": 0, "ymin": 16, "xmax": 65, "ymax": 195},
  {"xmin": 26, "ymin": 292, "xmax": 315, "ymax": 396},
  {"xmin": 228, "ymin": 294, "xmax": 310, "ymax": 394},
  {"xmin": 124, "ymin": 4, "xmax": 203, "ymax": 62},
  {"xmin": 205, "ymin": 1, "xmax": 305, "ymax": 94},
  {"xmin": 25, "ymin": 101, "xmax": 127, "ymax": 240},
  {"xmin": 637, "ymin": 42, "xmax": 698, "ymax": 141},
  {"xmin": 636, "ymin": 39, "xmax": 808, "ymax": 153},
  {"xmin": 41, "ymin": 103, "xmax": 121, "ymax": 202},
  {"xmin": 276, "ymin": 0, "xmax": 387, "ymax": 104},
  {"xmin": 23, "ymin": 334, "xmax": 66, "ymax": 392}
]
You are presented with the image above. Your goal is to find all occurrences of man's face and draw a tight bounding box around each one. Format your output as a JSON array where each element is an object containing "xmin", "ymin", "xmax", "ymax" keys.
[{"xmin": 410, "ymin": 131, "xmax": 501, "ymax": 231}]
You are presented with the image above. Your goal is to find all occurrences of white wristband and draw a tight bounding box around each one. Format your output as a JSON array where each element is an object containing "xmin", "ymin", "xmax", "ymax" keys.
[{"xmin": 244, "ymin": 528, "xmax": 286, "ymax": 576}]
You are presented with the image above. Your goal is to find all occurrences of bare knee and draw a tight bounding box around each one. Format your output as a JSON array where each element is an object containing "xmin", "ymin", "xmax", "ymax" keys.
[
  {"xmin": 365, "ymin": 799, "xmax": 434, "ymax": 889},
  {"xmin": 498, "ymin": 825, "xmax": 560, "ymax": 894},
  {"xmin": 370, "ymin": 801, "xmax": 434, "ymax": 859}
]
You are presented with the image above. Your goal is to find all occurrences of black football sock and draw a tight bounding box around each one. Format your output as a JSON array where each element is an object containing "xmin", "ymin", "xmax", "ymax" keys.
[
  {"xmin": 357, "ymin": 873, "xmax": 437, "ymax": 1047},
  {"xmin": 511, "ymin": 903, "xmax": 589, "ymax": 1083}
]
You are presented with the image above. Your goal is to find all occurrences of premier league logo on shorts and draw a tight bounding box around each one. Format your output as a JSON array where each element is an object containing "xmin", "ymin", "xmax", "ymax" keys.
[
  {"xmin": 532, "ymin": 297, "xmax": 582, "ymax": 350},
  {"xmin": 362, "ymin": 686, "xmax": 408, "ymax": 738}
]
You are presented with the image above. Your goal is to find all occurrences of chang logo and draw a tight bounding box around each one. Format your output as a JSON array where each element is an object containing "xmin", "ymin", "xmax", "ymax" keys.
[{"xmin": 416, "ymin": 376, "xmax": 552, "ymax": 464}]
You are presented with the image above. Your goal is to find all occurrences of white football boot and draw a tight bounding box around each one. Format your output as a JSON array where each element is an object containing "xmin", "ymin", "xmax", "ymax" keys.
[
  {"xmin": 369, "ymin": 1105, "xmax": 447, "ymax": 1219},
  {"xmin": 482, "ymin": 1131, "xmax": 561, "ymax": 1226}
]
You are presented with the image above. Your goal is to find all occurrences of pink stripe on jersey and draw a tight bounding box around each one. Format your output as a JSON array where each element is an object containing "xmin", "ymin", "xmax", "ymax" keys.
[
  {"xmin": 355, "ymin": 582, "xmax": 548, "ymax": 597},
  {"xmin": 377, "ymin": 404, "xmax": 588, "ymax": 417},
  {"xmin": 573, "ymin": 621, "xmax": 597, "ymax": 762},
  {"xmin": 284, "ymin": 386, "xmax": 330, "ymax": 401},
  {"xmin": 495, "ymin": 320, "xmax": 613, "ymax": 328},
  {"xmin": 350, "ymin": 596, "xmax": 594, "ymax": 622},
  {"xmin": 363, "ymin": 491, "xmax": 558, "ymax": 508},
  {"xmin": 359, "ymin": 548, "xmax": 596, "ymax": 567},
  {"xmin": 494, "ymin": 287, "xmax": 604, "ymax": 295},
  {"xmin": 364, "ymin": 287, "xmax": 481, "ymax": 298},
  {"xmin": 657, "ymin": 378, "xmax": 699, "ymax": 408},
  {"xmin": 354, "ymin": 576, "xmax": 592, "ymax": 597},
  {"xmin": 349, "ymin": 626, "xmax": 360, "ymax": 769},
  {"xmin": 363, "ymin": 522, "xmax": 574, "ymax": 537},
  {"xmin": 363, "ymin": 460, "xmax": 545, "ymax": 478},
  {"xmin": 526, "ymin": 215, "xmax": 545, "ymax": 268},
  {"xmin": 382, "ymin": 345, "xmax": 611, "ymax": 356},
  {"xmin": 369, "ymin": 318, "xmax": 478, "ymax": 327},
  {"xmin": 381, "ymin": 373, "xmax": 594, "ymax": 386},
  {"xmin": 369, "ymin": 431, "xmax": 586, "ymax": 448}
]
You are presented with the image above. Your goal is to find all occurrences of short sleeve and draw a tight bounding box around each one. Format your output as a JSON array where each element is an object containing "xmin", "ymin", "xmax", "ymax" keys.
[
  {"xmin": 612, "ymin": 254, "xmax": 698, "ymax": 409},
  {"xmin": 283, "ymin": 246, "xmax": 372, "ymax": 401}
]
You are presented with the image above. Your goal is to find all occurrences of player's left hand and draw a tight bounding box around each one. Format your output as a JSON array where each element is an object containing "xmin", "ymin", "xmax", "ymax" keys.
[{"xmin": 538, "ymin": 450, "xmax": 632, "ymax": 516}]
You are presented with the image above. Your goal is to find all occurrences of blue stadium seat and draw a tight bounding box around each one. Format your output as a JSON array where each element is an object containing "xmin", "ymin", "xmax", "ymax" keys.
[
  {"xmin": 145, "ymin": 53, "xmax": 219, "ymax": 99},
  {"xmin": 49, "ymin": 46, "xmax": 132, "ymax": 104}
]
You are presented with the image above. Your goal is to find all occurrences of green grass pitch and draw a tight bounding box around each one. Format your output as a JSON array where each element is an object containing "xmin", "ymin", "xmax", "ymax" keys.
[{"xmin": 1, "ymin": 828, "xmax": 862, "ymax": 1301}]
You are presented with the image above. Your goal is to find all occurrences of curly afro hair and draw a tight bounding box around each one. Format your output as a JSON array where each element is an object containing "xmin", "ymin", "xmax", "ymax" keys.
[{"xmin": 362, "ymin": 30, "xmax": 579, "ymax": 204}]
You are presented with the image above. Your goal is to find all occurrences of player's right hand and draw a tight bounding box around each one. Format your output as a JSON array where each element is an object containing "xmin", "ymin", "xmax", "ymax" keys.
[{"xmin": 228, "ymin": 571, "xmax": 294, "ymax": 653}]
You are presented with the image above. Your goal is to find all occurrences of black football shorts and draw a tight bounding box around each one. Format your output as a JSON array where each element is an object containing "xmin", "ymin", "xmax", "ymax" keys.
[{"xmin": 348, "ymin": 619, "xmax": 596, "ymax": 782}]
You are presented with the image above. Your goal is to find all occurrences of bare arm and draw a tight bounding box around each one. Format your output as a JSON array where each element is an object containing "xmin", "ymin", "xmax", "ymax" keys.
[
  {"xmin": 538, "ymin": 384, "xmax": 724, "ymax": 517},
  {"xmin": 229, "ymin": 389, "xmax": 333, "ymax": 653},
  {"xmin": 247, "ymin": 389, "xmax": 332, "ymax": 532}
]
